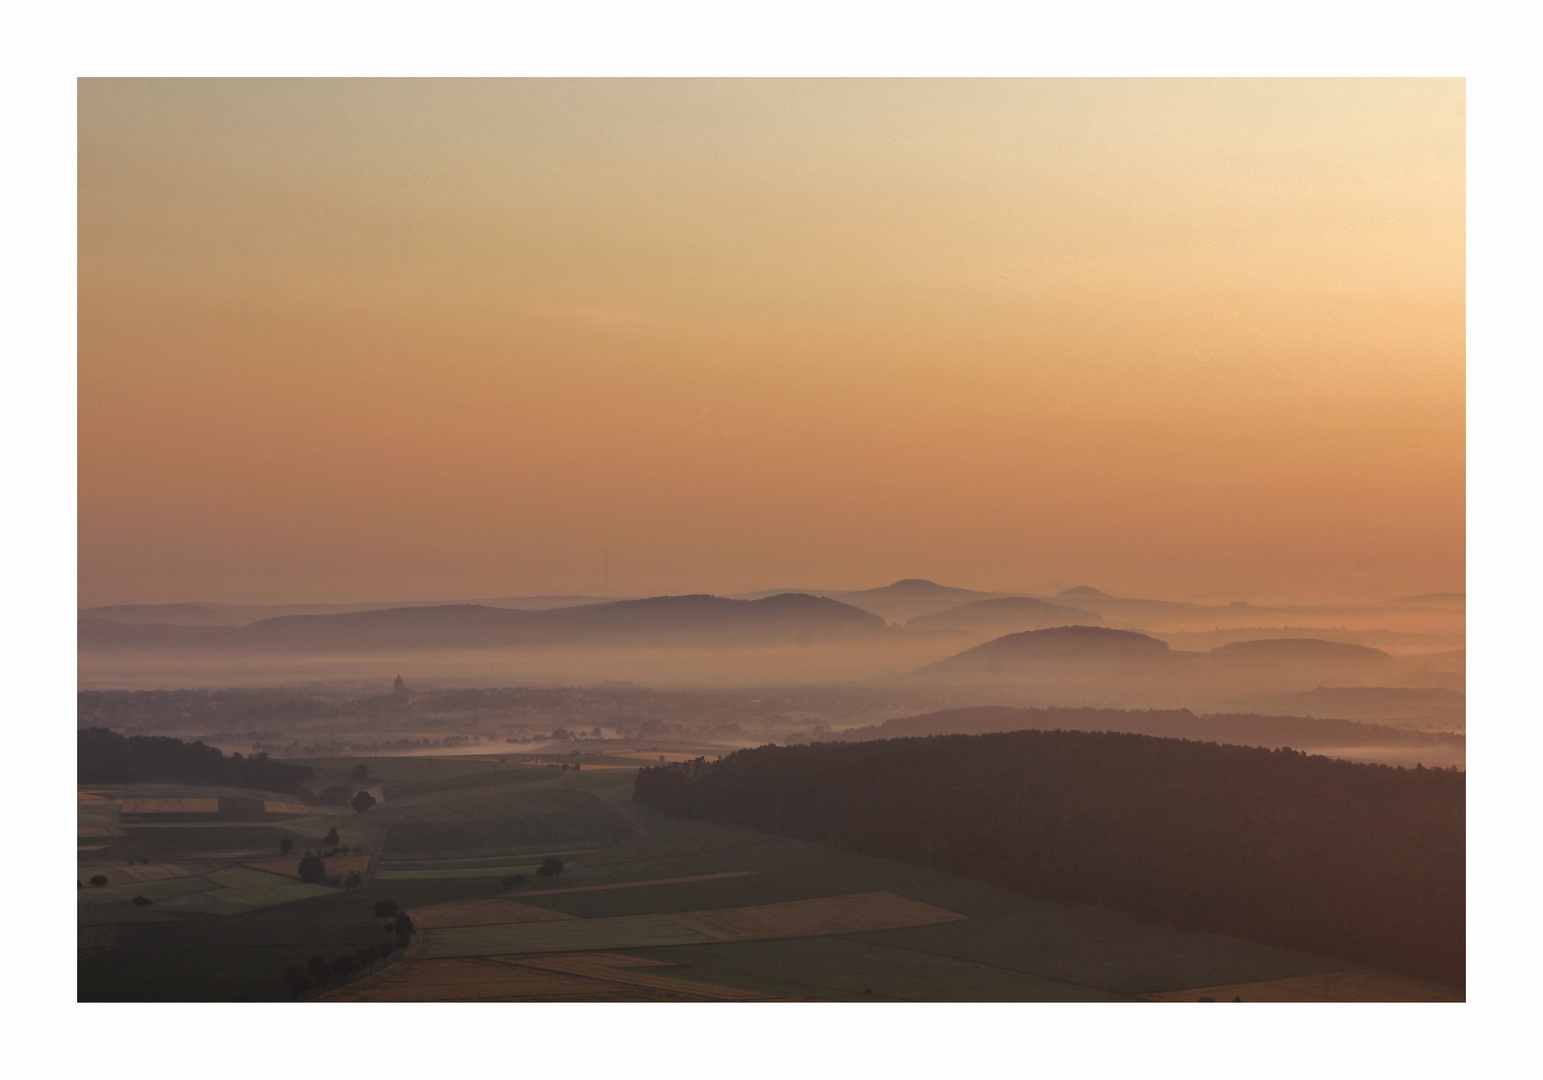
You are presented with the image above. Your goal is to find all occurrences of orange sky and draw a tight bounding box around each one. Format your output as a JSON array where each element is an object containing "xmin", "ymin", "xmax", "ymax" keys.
[{"xmin": 78, "ymin": 79, "xmax": 1464, "ymax": 607}]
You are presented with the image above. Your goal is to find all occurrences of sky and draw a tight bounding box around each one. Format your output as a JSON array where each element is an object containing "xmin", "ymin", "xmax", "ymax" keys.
[{"xmin": 78, "ymin": 79, "xmax": 1464, "ymax": 607}]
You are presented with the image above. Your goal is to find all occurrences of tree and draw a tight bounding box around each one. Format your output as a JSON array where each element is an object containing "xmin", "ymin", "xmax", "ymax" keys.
[
  {"xmin": 132, "ymin": 895, "xmax": 153, "ymax": 906},
  {"xmin": 373, "ymin": 898, "xmax": 399, "ymax": 920},
  {"xmin": 377, "ymin": 940, "xmax": 395, "ymax": 958},
  {"xmin": 324, "ymin": 827, "xmax": 340, "ymax": 847},
  {"xmin": 351, "ymin": 789, "xmax": 377, "ymax": 815},
  {"xmin": 344, "ymin": 871, "xmax": 363, "ymax": 888},
  {"xmin": 307, "ymin": 954, "xmax": 331, "ymax": 984},
  {"xmin": 297, "ymin": 853, "xmax": 326, "ymax": 884},
  {"xmin": 331, "ymin": 954, "xmax": 357, "ymax": 979},
  {"xmin": 537, "ymin": 855, "xmax": 565, "ymax": 879},
  {"xmin": 349, "ymin": 764, "xmax": 371, "ymax": 783},
  {"xmin": 89, "ymin": 874, "xmax": 108, "ymax": 887},
  {"xmin": 282, "ymin": 964, "xmax": 313, "ymax": 998},
  {"xmin": 279, "ymin": 837, "xmax": 293, "ymax": 855},
  {"xmin": 393, "ymin": 912, "xmax": 415, "ymax": 944}
]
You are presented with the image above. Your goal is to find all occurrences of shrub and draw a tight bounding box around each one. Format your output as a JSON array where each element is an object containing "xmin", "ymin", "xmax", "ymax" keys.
[
  {"xmin": 131, "ymin": 895, "xmax": 153, "ymax": 906},
  {"xmin": 89, "ymin": 874, "xmax": 108, "ymax": 887},
  {"xmin": 297, "ymin": 853, "xmax": 326, "ymax": 884}
]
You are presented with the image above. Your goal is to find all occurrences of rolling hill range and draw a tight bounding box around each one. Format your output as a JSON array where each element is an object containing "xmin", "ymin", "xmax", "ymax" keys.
[
  {"xmin": 80, "ymin": 595, "xmax": 613, "ymax": 627},
  {"xmin": 78, "ymin": 593, "xmax": 888, "ymax": 653},
  {"xmin": 907, "ymin": 596, "xmax": 1101, "ymax": 633},
  {"xmin": 986, "ymin": 586, "xmax": 1467, "ymax": 634},
  {"xmin": 736, "ymin": 579, "xmax": 1015, "ymax": 622},
  {"xmin": 914, "ymin": 625, "xmax": 1417, "ymax": 703}
]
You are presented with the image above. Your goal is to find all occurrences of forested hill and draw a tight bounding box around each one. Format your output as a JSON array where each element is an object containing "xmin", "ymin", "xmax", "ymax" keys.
[
  {"xmin": 634, "ymin": 731, "xmax": 1464, "ymax": 984},
  {"xmin": 833, "ymin": 705, "xmax": 1464, "ymax": 754},
  {"xmin": 78, "ymin": 727, "xmax": 316, "ymax": 798}
]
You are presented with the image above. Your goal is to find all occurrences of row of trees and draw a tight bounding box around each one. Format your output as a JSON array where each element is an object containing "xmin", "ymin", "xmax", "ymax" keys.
[
  {"xmin": 78, "ymin": 727, "xmax": 316, "ymax": 797},
  {"xmin": 280, "ymin": 899, "xmax": 417, "ymax": 998},
  {"xmin": 633, "ymin": 730, "xmax": 1465, "ymax": 985}
]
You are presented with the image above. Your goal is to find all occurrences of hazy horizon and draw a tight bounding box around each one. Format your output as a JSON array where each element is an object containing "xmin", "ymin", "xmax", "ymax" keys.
[{"xmin": 80, "ymin": 79, "xmax": 1463, "ymax": 609}]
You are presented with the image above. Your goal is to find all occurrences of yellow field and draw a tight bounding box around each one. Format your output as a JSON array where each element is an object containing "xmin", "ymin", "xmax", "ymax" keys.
[
  {"xmin": 497, "ymin": 952, "xmax": 765, "ymax": 999},
  {"xmin": 77, "ymin": 862, "xmax": 194, "ymax": 887},
  {"xmin": 411, "ymin": 898, "xmax": 578, "ymax": 929},
  {"xmin": 122, "ymin": 862, "xmax": 195, "ymax": 882},
  {"xmin": 200, "ymin": 866, "xmax": 336, "ymax": 905},
  {"xmin": 1142, "ymin": 969, "xmax": 1464, "ymax": 1002},
  {"xmin": 679, "ymin": 891, "xmax": 967, "ymax": 941},
  {"xmin": 120, "ymin": 797, "xmax": 219, "ymax": 814},
  {"xmin": 263, "ymin": 800, "xmax": 309, "ymax": 815},
  {"xmin": 518, "ymin": 871, "xmax": 754, "ymax": 897},
  {"xmin": 374, "ymin": 864, "xmax": 545, "ymax": 881},
  {"xmin": 406, "ymin": 890, "xmax": 967, "ymax": 960},
  {"xmin": 244, "ymin": 855, "xmax": 372, "ymax": 879},
  {"xmin": 319, "ymin": 952, "xmax": 767, "ymax": 1002}
]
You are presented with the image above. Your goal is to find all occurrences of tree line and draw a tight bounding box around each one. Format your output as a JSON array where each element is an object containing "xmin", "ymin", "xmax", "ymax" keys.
[
  {"xmin": 633, "ymin": 730, "xmax": 1464, "ymax": 985},
  {"xmin": 78, "ymin": 726, "xmax": 316, "ymax": 798}
]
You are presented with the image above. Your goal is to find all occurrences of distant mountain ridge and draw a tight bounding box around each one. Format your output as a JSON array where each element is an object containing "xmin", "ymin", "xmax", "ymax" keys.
[
  {"xmin": 80, "ymin": 595, "xmax": 614, "ymax": 627},
  {"xmin": 907, "ymin": 596, "xmax": 1101, "ymax": 632},
  {"xmin": 78, "ymin": 592, "xmax": 887, "ymax": 652}
]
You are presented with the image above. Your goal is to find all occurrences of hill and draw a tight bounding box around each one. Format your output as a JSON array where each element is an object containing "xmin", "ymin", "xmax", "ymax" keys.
[
  {"xmin": 634, "ymin": 731, "xmax": 1464, "ymax": 984},
  {"xmin": 819, "ymin": 579, "xmax": 1009, "ymax": 622},
  {"xmin": 921, "ymin": 626, "xmax": 1172, "ymax": 676},
  {"xmin": 1210, "ymin": 638, "xmax": 1396, "ymax": 670},
  {"xmin": 79, "ymin": 595, "xmax": 612, "ymax": 627},
  {"xmin": 831, "ymin": 704, "xmax": 1464, "ymax": 762},
  {"xmin": 907, "ymin": 596, "xmax": 1101, "ymax": 632},
  {"xmin": 78, "ymin": 727, "xmax": 316, "ymax": 797},
  {"xmin": 78, "ymin": 593, "xmax": 887, "ymax": 653}
]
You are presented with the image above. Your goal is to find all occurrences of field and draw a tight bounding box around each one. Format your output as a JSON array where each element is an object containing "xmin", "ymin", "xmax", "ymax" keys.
[
  {"xmin": 120, "ymin": 797, "xmax": 219, "ymax": 814},
  {"xmin": 80, "ymin": 755, "xmax": 1461, "ymax": 1001},
  {"xmin": 318, "ymin": 953, "xmax": 766, "ymax": 1001}
]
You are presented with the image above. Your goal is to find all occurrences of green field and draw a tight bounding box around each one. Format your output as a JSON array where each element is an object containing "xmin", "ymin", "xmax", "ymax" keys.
[
  {"xmin": 124, "ymin": 825, "xmax": 306, "ymax": 856},
  {"xmin": 80, "ymin": 752, "xmax": 1403, "ymax": 1002}
]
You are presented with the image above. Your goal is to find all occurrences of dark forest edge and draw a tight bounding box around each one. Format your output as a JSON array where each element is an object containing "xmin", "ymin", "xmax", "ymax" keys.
[
  {"xmin": 78, "ymin": 727, "xmax": 316, "ymax": 798},
  {"xmin": 633, "ymin": 731, "xmax": 1464, "ymax": 985}
]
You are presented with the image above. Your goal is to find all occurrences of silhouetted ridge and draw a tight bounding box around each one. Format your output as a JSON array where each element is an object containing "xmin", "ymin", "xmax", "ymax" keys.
[
  {"xmin": 634, "ymin": 731, "xmax": 1464, "ymax": 984},
  {"xmin": 832, "ymin": 704, "xmax": 1464, "ymax": 752},
  {"xmin": 908, "ymin": 596, "xmax": 1101, "ymax": 630},
  {"xmin": 1212, "ymin": 638, "xmax": 1394, "ymax": 663},
  {"xmin": 925, "ymin": 625, "xmax": 1170, "ymax": 673},
  {"xmin": 79, "ymin": 592, "xmax": 885, "ymax": 652}
]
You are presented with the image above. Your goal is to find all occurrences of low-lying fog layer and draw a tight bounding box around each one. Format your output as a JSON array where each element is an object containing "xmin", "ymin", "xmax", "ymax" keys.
[{"xmin": 77, "ymin": 583, "xmax": 1464, "ymax": 769}]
